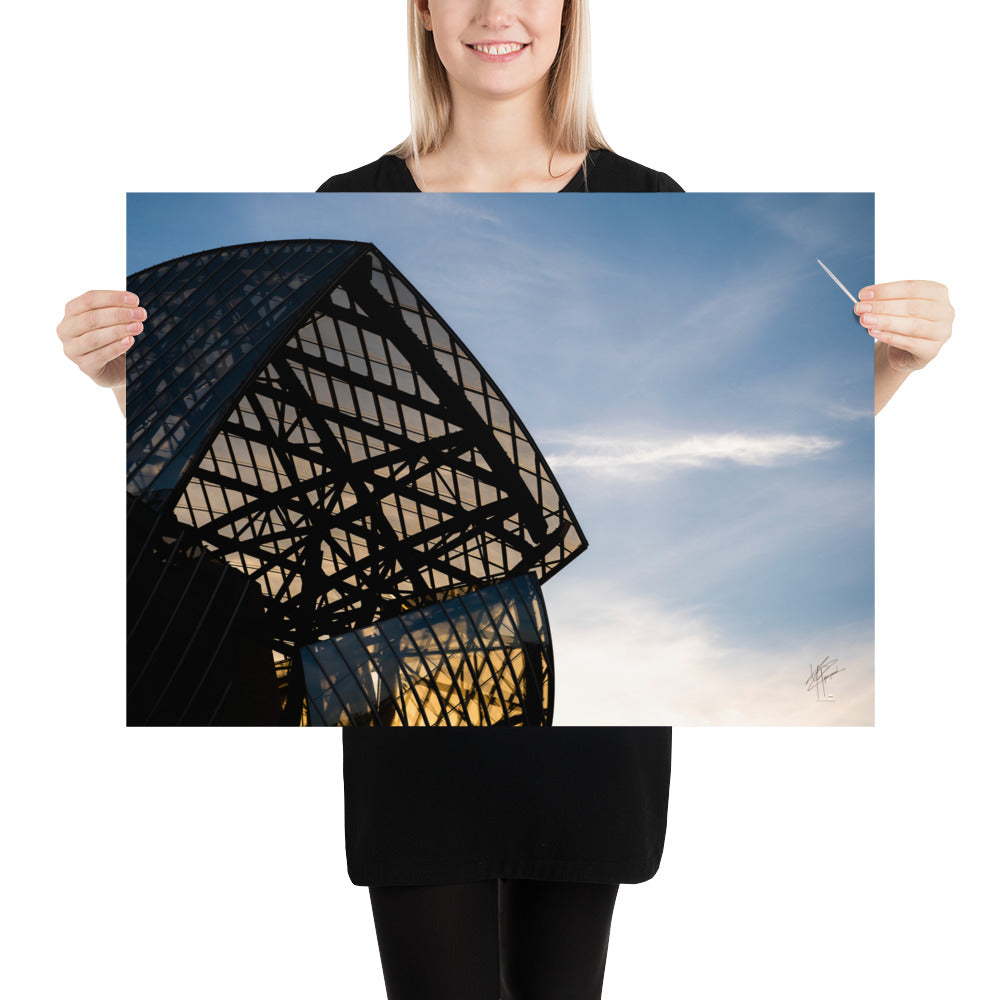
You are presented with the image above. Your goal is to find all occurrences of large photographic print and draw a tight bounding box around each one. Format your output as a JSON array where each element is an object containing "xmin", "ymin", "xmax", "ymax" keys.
[{"xmin": 127, "ymin": 193, "xmax": 873, "ymax": 726}]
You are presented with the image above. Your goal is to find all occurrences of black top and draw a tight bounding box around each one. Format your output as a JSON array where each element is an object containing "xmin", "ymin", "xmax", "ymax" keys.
[
  {"xmin": 318, "ymin": 148, "xmax": 683, "ymax": 194},
  {"xmin": 342, "ymin": 727, "xmax": 672, "ymax": 886},
  {"xmin": 322, "ymin": 149, "xmax": 681, "ymax": 887}
]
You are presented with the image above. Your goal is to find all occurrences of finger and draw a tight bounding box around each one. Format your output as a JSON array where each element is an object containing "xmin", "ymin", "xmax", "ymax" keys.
[
  {"xmin": 856, "ymin": 312, "xmax": 943, "ymax": 340},
  {"xmin": 854, "ymin": 297, "xmax": 954, "ymax": 322},
  {"xmin": 77, "ymin": 334, "xmax": 135, "ymax": 378},
  {"xmin": 65, "ymin": 321, "xmax": 145, "ymax": 360},
  {"xmin": 857, "ymin": 279, "xmax": 949, "ymax": 302},
  {"xmin": 63, "ymin": 289, "xmax": 139, "ymax": 318},
  {"xmin": 58, "ymin": 305, "xmax": 147, "ymax": 348},
  {"xmin": 867, "ymin": 327, "xmax": 939, "ymax": 359}
]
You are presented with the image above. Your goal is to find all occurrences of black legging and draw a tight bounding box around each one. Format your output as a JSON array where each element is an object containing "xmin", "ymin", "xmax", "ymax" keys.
[{"xmin": 369, "ymin": 879, "xmax": 620, "ymax": 999}]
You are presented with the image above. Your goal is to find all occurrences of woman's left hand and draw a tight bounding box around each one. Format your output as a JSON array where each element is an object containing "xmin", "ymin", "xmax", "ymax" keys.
[{"xmin": 855, "ymin": 280, "xmax": 954, "ymax": 372}]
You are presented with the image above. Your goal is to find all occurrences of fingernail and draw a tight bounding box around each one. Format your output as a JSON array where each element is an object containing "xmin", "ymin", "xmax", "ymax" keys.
[
  {"xmin": 855, "ymin": 302, "xmax": 872, "ymax": 314},
  {"xmin": 126, "ymin": 321, "xmax": 143, "ymax": 333},
  {"xmin": 123, "ymin": 292, "xmax": 139, "ymax": 306},
  {"xmin": 859, "ymin": 287, "xmax": 874, "ymax": 300},
  {"xmin": 860, "ymin": 313, "xmax": 875, "ymax": 326},
  {"xmin": 122, "ymin": 335, "xmax": 134, "ymax": 348}
]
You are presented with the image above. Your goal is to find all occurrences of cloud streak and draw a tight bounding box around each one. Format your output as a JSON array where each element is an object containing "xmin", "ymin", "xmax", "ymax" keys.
[{"xmin": 541, "ymin": 430, "xmax": 841, "ymax": 479}]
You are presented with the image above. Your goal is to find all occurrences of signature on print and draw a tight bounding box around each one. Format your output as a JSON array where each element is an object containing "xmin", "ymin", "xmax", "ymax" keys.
[{"xmin": 806, "ymin": 655, "xmax": 845, "ymax": 701}]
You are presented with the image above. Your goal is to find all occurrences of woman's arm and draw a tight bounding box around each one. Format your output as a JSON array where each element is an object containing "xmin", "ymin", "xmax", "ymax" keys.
[{"xmin": 855, "ymin": 280, "xmax": 954, "ymax": 414}]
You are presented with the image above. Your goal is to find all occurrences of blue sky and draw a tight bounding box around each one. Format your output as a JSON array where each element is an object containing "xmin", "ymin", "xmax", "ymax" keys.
[{"xmin": 128, "ymin": 192, "xmax": 874, "ymax": 725}]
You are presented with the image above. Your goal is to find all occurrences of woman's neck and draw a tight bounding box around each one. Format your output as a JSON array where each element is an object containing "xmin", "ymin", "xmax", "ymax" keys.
[{"xmin": 407, "ymin": 85, "xmax": 587, "ymax": 193}]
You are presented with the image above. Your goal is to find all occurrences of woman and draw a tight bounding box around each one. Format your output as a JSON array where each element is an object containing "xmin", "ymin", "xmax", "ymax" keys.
[{"xmin": 57, "ymin": 2, "xmax": 953, "ymax": 997}]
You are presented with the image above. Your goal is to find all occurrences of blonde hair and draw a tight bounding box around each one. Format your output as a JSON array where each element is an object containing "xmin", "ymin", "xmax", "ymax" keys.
[{"xmin": 388, "ymin": 0, "xmax": 610, "ymax": 161}]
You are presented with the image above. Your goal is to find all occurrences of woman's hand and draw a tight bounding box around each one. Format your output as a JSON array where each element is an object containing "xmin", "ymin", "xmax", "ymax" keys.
[
  {"xmin": 856, "ymin": 280, "xmax": 953, "ymax": 414},
  {"xmin": 57, "ymin": 290, "xmax": 145, "ymax": 390},
  {"xmin": 855, "ymin": 280, "xmax": 954, "ymax": 372}
]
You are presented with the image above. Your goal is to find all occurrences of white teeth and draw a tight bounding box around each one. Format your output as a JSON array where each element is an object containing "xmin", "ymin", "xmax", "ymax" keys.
[{"xmin": 472, "ymin": 43, "xmax": 526, "ymax": 56}]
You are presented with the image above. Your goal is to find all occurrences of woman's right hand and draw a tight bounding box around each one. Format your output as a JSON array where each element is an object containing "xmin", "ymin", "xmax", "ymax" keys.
[{"xmin": 57, "ymin": 290, "xmax": 146, "ymax": 389}]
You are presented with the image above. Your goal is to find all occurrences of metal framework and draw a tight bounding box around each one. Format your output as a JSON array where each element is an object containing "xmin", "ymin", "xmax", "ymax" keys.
[{"xmin": 126, "ymin": 239, "xmax": 585, "ymax": 726}]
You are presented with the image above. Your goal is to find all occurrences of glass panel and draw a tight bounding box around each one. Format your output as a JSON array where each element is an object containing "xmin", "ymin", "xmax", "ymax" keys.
[{"xmin": 301, "ymin": 575, "xmax": 551, "ymax": 727}]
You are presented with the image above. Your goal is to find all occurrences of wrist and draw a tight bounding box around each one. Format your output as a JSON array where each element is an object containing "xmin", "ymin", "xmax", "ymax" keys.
[{"xmin": 874, "ymin": 341, "xmax": 910, "ymax": 414}]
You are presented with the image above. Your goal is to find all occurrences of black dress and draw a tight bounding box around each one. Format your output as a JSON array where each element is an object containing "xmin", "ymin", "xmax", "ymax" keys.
[{"xmin": 320, "ymin": 149, "xmax": 680, "ymax": 887}]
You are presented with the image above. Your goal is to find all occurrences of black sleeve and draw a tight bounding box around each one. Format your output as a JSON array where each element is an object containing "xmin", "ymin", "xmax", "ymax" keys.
[
  {"xmin": 584, "ymin": 150, "xmax": 683, "ymax": 193},
  {"xmin": 656, "ymin": 172, "xmax": 684, "ymax": 193},
  {"xmin": 316, "ymin": 159, "xmax": 382, "ymax": 192}
]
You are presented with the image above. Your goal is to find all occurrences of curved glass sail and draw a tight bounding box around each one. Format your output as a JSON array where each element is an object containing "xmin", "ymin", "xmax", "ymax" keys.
[{"xmin": 302, "ymin": 575, "xmax": 552, "ymax": 727}]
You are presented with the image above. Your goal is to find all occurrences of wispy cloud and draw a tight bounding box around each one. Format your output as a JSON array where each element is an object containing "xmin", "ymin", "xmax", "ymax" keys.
[
  {"xmin": 541, "ymin": 430, "xmax": 841, "ymax": 479},
  {"xmin": 822, "ymin": 401, "xmax": 872, "ymax": 422},
  {"xmin": 738, "ymin": 194, "xmax": 872, "ymax": 257},
  {"xmin": 412, "ymin": 194, "xmax": 506, "ymax": 227}
]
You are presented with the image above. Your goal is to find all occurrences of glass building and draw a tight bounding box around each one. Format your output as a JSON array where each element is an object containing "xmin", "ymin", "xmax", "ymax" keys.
[{"xmin": 126, "ymin": 240, "xmax": 586, "ymax": 726}]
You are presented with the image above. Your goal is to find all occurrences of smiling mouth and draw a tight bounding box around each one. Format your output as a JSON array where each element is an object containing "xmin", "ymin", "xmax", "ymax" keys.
[{"xmin": 467, "ymin": 42, "xmax": 529, "ymax": 56}]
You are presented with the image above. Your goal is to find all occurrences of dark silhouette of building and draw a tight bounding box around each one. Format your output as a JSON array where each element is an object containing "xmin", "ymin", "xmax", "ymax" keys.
[{"xmin": 126, "ymin": 240, "xmax": 585, "ymax": 726}]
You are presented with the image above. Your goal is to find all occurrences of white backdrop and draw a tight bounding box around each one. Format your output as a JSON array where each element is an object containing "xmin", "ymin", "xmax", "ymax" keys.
[{"xmin": 3, "ymin": 3, "xmax": 996, "ymax": 997}]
